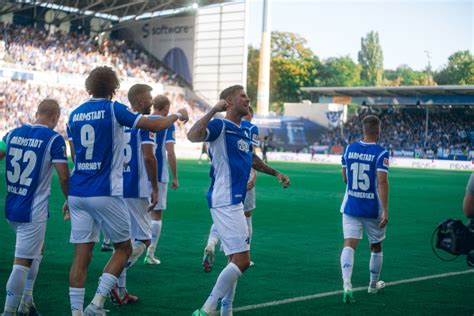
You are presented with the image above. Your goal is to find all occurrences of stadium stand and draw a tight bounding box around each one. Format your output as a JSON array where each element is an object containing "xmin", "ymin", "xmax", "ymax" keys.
[
  {"xmin": 314, "ymin": 107, "xmax": 473, "ymax": 160},
  {"xmin": 0, "ymin": 23, "xmax": 176, "ymax": 83},
  {"xmin": 0, "ymin": 23, "xmax": 206, "ymax": 140}
]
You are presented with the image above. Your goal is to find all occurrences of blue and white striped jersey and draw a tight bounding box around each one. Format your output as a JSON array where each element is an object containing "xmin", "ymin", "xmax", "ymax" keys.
[
  {"xmin": 123, "ymin": 127, "xmax": 154, "ymax": 198},
  {"xmin": 4, "ymin": 124, "xmax": 67, "ymax": 222},
  {"xmin": 241, "ymin": 120, "xmax": 259, "ymax": 151},
  {"xmin": 340, "ymin": 141, "xmax": 389, "ymax": 219},
  {"xmin": 150, "ymin": 115, "xmax": 176, "ymax": 183},
  {"xmin": 67, "ymin": 99, "xmax": 141, "ymax": 197},
  {"xmin": 206, "ymin": 118, "xmax": 253, "ymax": 208}
]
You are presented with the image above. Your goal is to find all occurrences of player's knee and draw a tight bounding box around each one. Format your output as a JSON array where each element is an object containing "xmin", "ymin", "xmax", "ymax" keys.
[
  {"xmin": 115, "ymin": 240, "xmax": 133, "ymax": 257},
  {"xmin": 370, "ymin": 242, "xmax": 382, "ymax": 252},
  {"xmin": 343, "ymin": 239, "xmax": 358, "ymax": 250},
  {"xmin": 14, "ymin": 257, "xmax": 33, "ymax": 268},
  {"xmin": 232, "ymin": 253, "xmax": 251, "ymax": 272}
]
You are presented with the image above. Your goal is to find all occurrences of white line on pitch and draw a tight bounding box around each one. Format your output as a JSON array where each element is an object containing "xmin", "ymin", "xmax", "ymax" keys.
[{"xmin": 234, "ymin": 269, "xmax": 474, "ymax": 312}]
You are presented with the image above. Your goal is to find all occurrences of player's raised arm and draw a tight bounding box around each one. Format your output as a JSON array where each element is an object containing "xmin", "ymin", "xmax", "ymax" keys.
[
  {"xmin": 136, "ymin": 109, "xmax": 188, "ymax": 132},
  {"xmin": 187, "ymin": 100, "xmax": 228, "ymax": 142},
  {"xmin": 252, "ymin": 153, "xmax": 290, "ymax": 188},
  {"xmin": 377, "ymin": 171, "xmax": 389, "ymax": 228}
]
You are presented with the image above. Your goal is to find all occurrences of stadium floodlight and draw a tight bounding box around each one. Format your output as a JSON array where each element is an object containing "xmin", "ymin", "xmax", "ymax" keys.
[{"xmin": 192, "ymin": 1, "xmax": 199, "ymax": 9}]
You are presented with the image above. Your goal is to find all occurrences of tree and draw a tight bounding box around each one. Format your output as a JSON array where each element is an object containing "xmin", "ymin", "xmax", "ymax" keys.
[
  {"xmin": 270, "ymin": 32, "xmax": 319, "ymax": 112},
  {"xmin": 384, "ymin": 65, "xmax": 434, "ymax": 86},
  {"xmin": 434, "ymin": 50, "xmax": 474, "ymax": 85},
  {"xmin": 247, "ymin": 31, "xmax": 319, "ymax": 113},
  {"xmin": 317, "ymin": 56, "xmax": 362, "ymax": 87},
  {"xmin": 358, "ymin": 31, "xmax": 384, "ymax": 86}
]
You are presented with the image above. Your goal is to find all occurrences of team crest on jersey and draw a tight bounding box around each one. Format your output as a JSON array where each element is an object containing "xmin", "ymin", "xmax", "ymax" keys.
[
  {"xmin": 383, "ymin": 158, "xmax": 389, "ymax": 167},
  {"xmin": 149, "ymin": 132, "xmax": 155, "ymax": 139},
  {"xmin": 237, "ymin": 139, "xmax": 249, "ymax": 153}
]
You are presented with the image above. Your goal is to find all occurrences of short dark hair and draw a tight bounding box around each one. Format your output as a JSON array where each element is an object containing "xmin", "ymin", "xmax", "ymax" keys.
[
  {"xmin": 85, "ymin": 66, "xmax": 120, "ymax": 98},
  {"xmin": 219, "ymin": 85, "xmax": 244, "ymax": 100},
  {"xmin": 152, "ymin": 95, "xmax": 171, "ymax": 112},
  {"xmin": 362, "ymin": 115, "xmax": 381, "ymax": 135},
  {"xmin": 128, "ymin": 84, "xmax": 153, "ymax": 106},
  {"xmin": 37, "ymin": 99, "xmax": 60, "ymax": 118}
]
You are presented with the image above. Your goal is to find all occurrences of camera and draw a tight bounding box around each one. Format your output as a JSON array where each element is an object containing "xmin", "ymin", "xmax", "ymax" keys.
[{"xmin": 432, "ymin": 218, "xmax": 474, "ymax": 266}]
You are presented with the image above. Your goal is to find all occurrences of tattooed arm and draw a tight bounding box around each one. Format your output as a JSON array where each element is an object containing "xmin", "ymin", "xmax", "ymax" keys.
[{"xmin": 252, "ymin": 153, "xmax": 290, "ymax": 188}]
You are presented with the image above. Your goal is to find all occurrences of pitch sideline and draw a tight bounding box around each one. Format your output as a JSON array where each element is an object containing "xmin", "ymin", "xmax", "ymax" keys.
[{"xmin": 234, "ymin": 269, "xmax": 474, "ymax": 312}]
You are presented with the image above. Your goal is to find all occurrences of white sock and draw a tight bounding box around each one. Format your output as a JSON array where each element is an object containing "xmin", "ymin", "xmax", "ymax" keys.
[
  {"xmin": 202, "ymin": 262, "xmax": 242, "ymax": 314},
  {"xmin": 207, "ymin": 224, "xmax": 219, "ymax": 249},
  {"xmin": 118, "ymin": 269, "xmax": 127, "ymax": 289},
  {"xmin": 220, "ymin": 281, "xmax": 237, "ymax": 316},
  {"xmin": 245, "ymin": 216, "xmax": 253, "ymax": 246},
  {"xmin": 21, "ymin": 256, "xmax": 42, "ymax": 307},
  {"xmin": 92, "ymin": 273, "xmax": 117, "ymax": 307},
  {"xmin": 3, "ymin": 264, "xmax": 30, "ymax": 314},
  {"xmin": 369, "ymin": 251, "xmax": 383, "ymax": 287},
  {"xmin": 69, "ymin": 287, "xmax": 85, "ymax": 313},
  {"xmin": 340, "ymin": 247, "xmax": 355, "ymax": 290},
  {"xmin": 147, "ymin": 220, "xmax": 162, "ymax": 257},
  {"xmin": 129, "ymin": 240, "xmax": 146, "ymax": 267},
  {"xmin": 117, "ymin": 241, "xmax": 146, "ymax": 293}
]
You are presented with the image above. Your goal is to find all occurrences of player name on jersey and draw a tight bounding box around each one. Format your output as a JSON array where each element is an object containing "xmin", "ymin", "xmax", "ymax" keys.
[
  {"xmin": 347, "ymin": 152, "xmax": 375, "ymax": 162},
  {"xmin": 9, "ymin": 136, "xmax": 44, "ymax": 148},
  {"xmin": 77, "ymin": 162, "xmax": 102, "ymax": 171},
  {"xmin": 7, "ymin": 185, "xmax": 27, "ymax": 196},
  {"xmin": 72, "ymin": 110, "xmax": 106, "ymax": 122},
  {"xmin": 347, "ymin": 189, "xmax": 375, "ymax": 199}
]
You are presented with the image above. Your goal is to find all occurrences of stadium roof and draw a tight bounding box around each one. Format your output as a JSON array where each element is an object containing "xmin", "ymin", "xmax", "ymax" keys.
[
  {"xmin": 301, "ymin": 85, "xmax": 474, "ymax": 97},
  {"xmin": 2, "ymin": 0, "xmax": 228, "ymax": 24}
]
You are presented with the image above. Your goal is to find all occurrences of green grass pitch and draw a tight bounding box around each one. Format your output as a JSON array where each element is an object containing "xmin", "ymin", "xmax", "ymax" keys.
[{"xmin": 0, "ymin": 160, "xmax": 473, "ymax": 315}]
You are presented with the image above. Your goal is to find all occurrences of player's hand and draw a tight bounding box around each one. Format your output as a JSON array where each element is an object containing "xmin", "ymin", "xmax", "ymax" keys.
[
  {"xmin": 148, "ymin": 188, "xmax": 158, "ymax": 212},
  {"xmin": 213, "ymin": 100, "xmax": 228, "ymax": 112},
  {"xmin": 247, "ymin": 178, "xmax": 256, "ymax": 190},
  {"xmin": 171, "ymin": 178, "xmax": 179, "ymax": 190},
  {"xmin": 276, "ymin": 172, "xmax": 290, "ymax": 188},
  {"xmin": 62, "ymin": 201, "xmax": 70, "ymax": 221},
  {"xmin": 379, "ymin": 212, "xmax": 388, "ymax": 228},
  {"xmin": 177, "ymin": 108, "xmax": 189, "ymax": 123}
]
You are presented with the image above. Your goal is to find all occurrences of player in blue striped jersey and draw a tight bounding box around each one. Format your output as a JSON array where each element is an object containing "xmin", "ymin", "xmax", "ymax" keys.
[
  {"xmin": 112, "ymin": 84, "xmax": 162, "ymax": 304},
  {"xmin": 339, "ymin": 115, "xmax": 390, "ymax": 303},
  {"xmin": 66, "ymin": 67, "xmax": 188, "ymax": 316},
  {"xmin": 202, "ymin": 107, "xmax": 260, "ymax": 272},
  {"xmin": 188, "ymin": 85, "xmax": 290, "ymax": 316},
  {"xmin": 2, "ymin": 99, "xmax": 69, "ymax": 316},
  {"xmin": 144, "ymin": 95, "xmax": 180, "ymax": 264}
]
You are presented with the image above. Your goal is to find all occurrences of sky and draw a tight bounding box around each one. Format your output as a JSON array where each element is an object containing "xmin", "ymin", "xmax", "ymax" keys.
[{"xmin": 247, "ymin": 0, "xmax": 473, "ymax": 71}]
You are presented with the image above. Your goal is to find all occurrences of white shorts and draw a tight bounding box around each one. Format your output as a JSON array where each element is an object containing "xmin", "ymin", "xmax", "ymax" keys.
[
  {"xmin": 8, "ymin": 220, "xmax": 46, "ymax": 260},
  {"xmin": 342, "ymin": 213, "xmax": 386, "ymax": 244},
  {"xmin": 153, "ymin": 182, "xmax": 168, "ymax": 211},
  {"xmin": 69, "ymin": 196, "xmax": 131, "ymax": 244},
  {"xmin": 243, "ymin": 187, "xmax": 256, "ymax": 212},
  {"xmin": 210, "ymin": 203, "xmax": 249, "ymax": 256},
  {"xmin": 125, "ymin": 198, "xmax": 152, "ymax": 241}
]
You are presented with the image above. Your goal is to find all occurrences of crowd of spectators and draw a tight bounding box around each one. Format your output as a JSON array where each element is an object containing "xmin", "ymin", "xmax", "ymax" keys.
[
  {"xmin": 0, "ymin": 23, "xmax": 178, "ymax": 85},
  {"xmin": 0, "ymin": 80, "xmax": 206, "ymax": 139},
  {"xmin": 0, "ymin": 23, "xmax": 207, "ymax": 140},
  {"xmin": 315, "ymin": 107, "xmax": 473, "ymax": 159}
]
